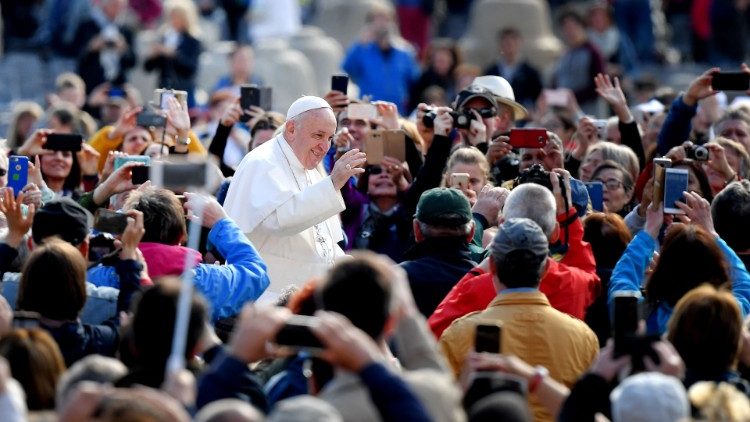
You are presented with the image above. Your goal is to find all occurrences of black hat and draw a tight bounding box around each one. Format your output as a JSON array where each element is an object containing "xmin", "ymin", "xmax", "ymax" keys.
[{"xmin": 32, "ymin": 198, "xmax": 92, "ymax": 245}]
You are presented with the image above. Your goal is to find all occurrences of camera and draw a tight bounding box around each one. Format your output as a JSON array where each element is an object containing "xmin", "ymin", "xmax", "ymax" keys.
[
  {"xmin": 514, "ymin": 164, "xmax": 553, "ymax": 191},
  {"xmin": 685, "ymin": 144, "xmax": 709, "ymax": 161},
  {"xmin": 422, "ymin": 107, "xmax": 496, "ymax": 130}
]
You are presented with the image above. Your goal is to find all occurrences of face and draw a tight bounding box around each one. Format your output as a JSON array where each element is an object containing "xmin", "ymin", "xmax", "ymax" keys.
[
  {"xmin": 718, "ymin": 120, "xmax": 750, "ymax": 153},
  {"xmin": 169, "ymin": 10, "xmax": 187, "ymax": 31},
  {"xmin": 340, "ymin": 113, "xmax": 369, "ymax": 149},
  {"xmin": 432, "ymin": 49, "xmax": 454, "ymax": 76},
  {"xmin": 588, "ymin": 8, "xmax": 610, "ymax": 32},
  {"xmin": 16, "ymin": 113, "xmax": 38, "ymax": 139},
  {"xmin": 41, "ymin": 150, "xmax": 73, "ymax": 180},
  {"xmin": 251, "ymin": 129, "xmax": 275, "ymax": 149},
  {"xmin": 500, "ymin": 33, "xmax": 521, "ymax": 59},
  {"xmin": 594, "ymin": 168, "xmax": 632, "ymax": 213},
  {"xmin": 230, "ymin": 47, "xmax": 254, "ymax": 78},
  {"xmin": 450, "ymin": 162, "xmax": 486, "ymax": 193},
  {"xmin": 520, "ymin": 139, "xmax": 564, "ymax": 172},
  {"xmin": 287, "ymin": 109, "xmax": 337, "ymax": 169},
  {"xmin": 103, "ymin": 0, "xmax": 126, "ymax": 20},
  {"xmin": 606, "ymin": 121, "xmax": 620, "ymax": 144},
  {"xmin": 461, "ymin": 97, "xmax": 499, "ymax": 141},
  {"xmin": 367, "ymin": 165, "xmax": 397, "ymax": 197},
  {"xmin": 562, "ymin": 17, "xmax": 586, "ymax": 46},
  {"xmin": 59, "ymin": 87, "xmax": 86, "ymax": 109},
  {"xmin": 122, "ymin": 128, "xmax": 152, "ymax": 155},
  {"xmin": 579, "ymin": 149, "xmax": 603, "ymax": 182}
]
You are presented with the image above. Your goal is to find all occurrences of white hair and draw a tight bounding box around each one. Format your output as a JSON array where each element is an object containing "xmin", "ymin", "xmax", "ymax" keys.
[{"xmin": 502, "ymin": 184, "xmax": 556, "ymax": 239}]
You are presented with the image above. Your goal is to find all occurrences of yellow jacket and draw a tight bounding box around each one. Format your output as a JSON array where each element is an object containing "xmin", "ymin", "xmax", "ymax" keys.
[
  {"xmin": 439, "ymin": 290, "xmax": 599, "ymax": 422},
  {"xmin": 88, "ymin": 126, "xmax": 207, "ymax": 171}
]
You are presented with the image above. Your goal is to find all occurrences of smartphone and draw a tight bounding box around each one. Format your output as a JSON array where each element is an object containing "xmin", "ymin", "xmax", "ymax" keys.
[
  {"xmin": 652, "ymin": 158, "xmax": 672, "ymax": 209},
  {"xmin": 94, "ymin": 208, "xmax": 129, "ymax": 235},
  {"xmin": 136, "ymin": 111, "xmax": 166, "ymax": 128},
  {"xmin": 44, "ymin": 133, "xmax": 83, "ymax": 152},
  {"xmin": 260, "ymin": 86, "xmax": 273, "ymax": 111},
  {"xmin": 711, "ymin": 72, "xmax": 750, "ymax": 91},
  {"xmin": 274, "ymin": 315, "xmax": 324, "ymax": 353},
  {"xmin": 149, "ymin": 160, "xmax": 210, "ymax": 191},
  {"xmin": 160, "ymin": 90, "xmax": 176, "ymax": 110},
  {"xmin": 240, "ymin": 85, "xmax": 260, "ymax": 123},
  {"xmin": 347, "ymin": 103, "xmax": 378, "ymax": 120},
  {"xmin": 13, "ymin": 311, "xmax": 40, "ymax": 329},
  {"xmin": 108, "ymin": 85, "xmax": 126, "ymax": 98},
  {"xmin": 7, "ymin": 156, "xmax": 28, "ymax": 197},
  {"xmin": 474, "ymin": 324, "xmax": 502, "ymax": 354},
  {"xmin": 593, "ymin": 119, "xmax": 608, "ymax": 140},
  {"xmin": 585, "ymin": 181, "xmax": 604, "ymax": 212},
  {"xmin": 114, "ymin": 155, "xmax": 151, "ymax": 171},
  {"xmin": 543, "ymin": 89, "xmax": 568, "ymax": 107},
  {"xmin": 130, "ymin": 165, "xmax": 150, "ymax": 185},
  {"xmin": 613, "ymin": 292, "xmax": 639, "ymax": 357},
  {"xmin": 450, "ymin": 173, "xmax": 470, "ymax": 190},
  {"xmin": 508, "ymin": 128, "xmax": 548, "ymax": 149},
  {"xmin": 331, "ymin": 74, "xmax": 349, "ymax": 95},
  {"xmin": 663, "ymin": 167, "xmax": 689, "ymax": 214}
]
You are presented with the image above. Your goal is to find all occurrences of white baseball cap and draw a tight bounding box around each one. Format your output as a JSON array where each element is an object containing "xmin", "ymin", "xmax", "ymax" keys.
[{"xmin": 472, "ymin": 75, "xmax": 528, "ymax": 120}]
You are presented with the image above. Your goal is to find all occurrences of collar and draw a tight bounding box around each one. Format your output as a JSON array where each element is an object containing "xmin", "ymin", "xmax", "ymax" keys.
[
  {"xmin": 277, "ymin": 135, "xmax": 305, "ymax": 172},
  {"xmin": 498, "ymin": 287, "xmax": 538, "ymax": 295},
  {"xmin": 404, "ymin": 236, "xmax": 472, "ymax": 260},
  {"xmin": 488, "ymin": 290, "xmax": 550, "ymax": 308}
]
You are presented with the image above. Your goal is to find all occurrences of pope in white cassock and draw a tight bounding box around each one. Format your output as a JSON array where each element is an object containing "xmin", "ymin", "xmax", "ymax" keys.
[{"xmin": 223, "ymin": 96, "xmax": 366, "ymax": 302}]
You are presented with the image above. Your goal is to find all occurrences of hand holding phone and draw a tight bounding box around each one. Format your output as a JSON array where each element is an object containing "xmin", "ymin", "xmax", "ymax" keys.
[{"xmin": 652, "ymin": 158, "xmax": 671, "ymax": 209}]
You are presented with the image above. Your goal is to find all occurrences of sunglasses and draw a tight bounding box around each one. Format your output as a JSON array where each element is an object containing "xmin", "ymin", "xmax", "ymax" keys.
[{"xmin": 366, "ymin": 166, "xmax": 384, "ymax": 175}]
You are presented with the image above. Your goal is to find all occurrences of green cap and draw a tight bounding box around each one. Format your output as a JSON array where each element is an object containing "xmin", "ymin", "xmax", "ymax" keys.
[{"xmin": 415, "ymin": 188, "xmax": 472, "ymax": 226}]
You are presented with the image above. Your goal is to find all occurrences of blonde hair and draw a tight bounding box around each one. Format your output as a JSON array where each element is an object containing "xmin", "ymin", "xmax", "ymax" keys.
[
  {"xmin": 714, "ymin": 136, "xmax": 750, "ymax": 179},
  {"xmin": 443, "ymin": 146, "xmax": 490, "ymax": 186},
  {"xmin": 689, "ymin": 381, "xmax": 750, "ymax": 422},
  {"xmin": 163, "ymin": 0, "xmax": 201, "ymax": 38},
  {"xmin": 585, "ymin": 142, "xmax": 640, "ymax": 181},
  {"xmin": 399, "ymin": 119, "xmax": 425, "ymax": 153},
  {"xmin": 6, "ymin": 101, "xmax": 44, "ymax": 148}
]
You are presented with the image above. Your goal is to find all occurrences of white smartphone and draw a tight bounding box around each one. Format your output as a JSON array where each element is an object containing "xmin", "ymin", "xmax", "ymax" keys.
[{"xmin": 663, "ymin": 168, "xmax": 689, "ymax": 214}]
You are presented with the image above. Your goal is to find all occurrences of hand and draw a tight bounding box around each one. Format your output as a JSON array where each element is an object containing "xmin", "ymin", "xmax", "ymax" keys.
[
  {"xmin": 550, "ymin": 169, "xmax": 573, "ymax": 215},
  {"xmin": 381, "ymin": 156, "xmax": 409, "ymax": 190},
  {"xmin": 704, "ymin": 142, "xmax": 736, "ymax": 179},
  {"xmin": 684, "ymin": 67, "xmax": 720, "ymax": 106},
  {"xmin": 17, "ymin": 129, "xmax": 53, "ymax": 157},
  {"xmin": 334, "ymin": 128, "xmax": 354, "ymax": 152},
  {"xmin": 463, "ymin": 109, "xmax": 487, "ymax": 146},
  {"xmin": 77, "ymin": 143, "xmax": 101, "ymax": 176},
  {"xmin": 572, "ymin": 117, "xmax": 598, "ymax": 159},
  {"xmin": 675, "ymin": 191, "xmax": 715, "ymax": 234},
  {"xmin": 644, "ymin": 340, "xmax": 685, "ymax": 379},
  {"xmin": 644, "ymin": 203, "xmax": 665, "ymax": 239},
  {"xmin": 589, "ymin": 340, "xmax": 630, "ymax": 382},
  {"xmin": 331, "ymin": 149, "xmax": 366, "ymax": 190},
  {"xmin": 467, "ymin": 352, "xmax": 535, "ymax": 380},
  {"xmin": 183, "ymin": 192, "xmax": 227, "ymax": 229},
  {"xmin": 165, "ymin": 96, "xmax": 190, "ymax": 137},
  {"xmin": 93, "ymin": 161, "xmax": 142, "ymax": 205},
  {"xmin": 372, "ymin": 101, "xmax": 400, "ymax": 130},
  {"xmin": 119, "ymin": 210, "xmax": 145, "ymax": 261},
  {"xmin": 228, "ymin": 304, "xmax": 291, "ymax": 363},
  {"xmin": 27, "ymin": 155, "xmax": 46, "ymax": 190},
  {"xmin": 245, "ymin": 105, "xmax": 266, "ymax": 129},
  {"xmin": 665, "ymin": 144, "xmax": 688, "ymax": 162},
  {"xmin": 57, "ymin": 382, "xmax": 109, "ymax": 422},
  {"xmin": 472, "ymin": 185, "xmax": 510, "ymax": 227},
  {"xmin": 312, "ymin": 310, "xmax": 382, "ymax": 372},
  {"xmin": 433, "ymin": 107, "xmax": 454, "ymax": 137},
  {"xmin": 110, "ymin": 106, "xmax": 142, "ymax": 139},
  {"xmin": 486, "ymin": 136, "xmax": 512, "ymax": 164},
  {"xmin": 20, "ymin": 183, "xmax": 41, "ymax": 209},
  {"xmin": 100, "ymin": 151, "xmax": 124, "ymax": 183},
  {"xmin": 219, "ymin": 99, "xmax": 242, "ymax": 127},
  {"xmin": 638, "ymin": 176, "xmax": 654, "ymax": 217},
  {"xmin": 0, "ymin": 189, "xmax": 34, "ymax": 248},
  {"xmin": 324, "ymin": 90, "xmax": 350, "ymax": 112},
  {"xmin": 594, "ymin": 73, "xmax": 632, "ymax": 121},
  {"xmin": 161, "ymin": 369, "xmax": 196, "ymax": 409},
  {"xmin": 458, "ymin": 185, "xmax": 478, "ymax": 206},
  {"xmin": 0, "ymin": 296, "xmax": 11, "ymax": 338}
]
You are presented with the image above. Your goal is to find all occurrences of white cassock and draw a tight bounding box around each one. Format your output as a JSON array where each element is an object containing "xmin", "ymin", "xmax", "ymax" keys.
[{"xmin": 223, "ymin": 133, "xmax": 346, "ymax": 303}]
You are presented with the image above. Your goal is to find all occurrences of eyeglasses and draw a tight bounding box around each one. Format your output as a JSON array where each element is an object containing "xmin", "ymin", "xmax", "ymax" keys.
[
  {"xmin": 366, "ymin": 166, "xmax": 383, "ymax": 175},
  {"xmin": 595, "ymin": 178, "xmax": 624, "ymax": 190},
  {"xmin": 465, "ymin": 107, "xmax": 498, "ymax": 118}
]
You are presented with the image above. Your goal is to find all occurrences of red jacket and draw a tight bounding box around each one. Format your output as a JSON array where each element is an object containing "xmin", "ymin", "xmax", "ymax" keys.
[{"xmin": 429, "ymin": 209, "xmax": 600, "ymax": 338}]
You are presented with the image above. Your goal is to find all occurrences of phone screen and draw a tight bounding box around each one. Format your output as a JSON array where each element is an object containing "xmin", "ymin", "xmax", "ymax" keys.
[
  {"xmin": 331, "ymin": 74, "xmax": 349, "ymax": 94},
  {"xmin": 711, "ymin": 72, "xmax": 750, "ymax": 91},
  {"xmin": 613, "ymin": 293, "xmax": 639, "ymax": 357},
  {"xmin": 44, "ymin": 134, "xmax": 83, "ymax": 152},
  {"xmin": 475, "ymin": 324, "xmax": 501, "ymax": 354},
  {"xmin": 274, "ymin": 315, "xmax": 324, "ymax": 352},
  {"xmin": 160, "ymin": 91, "xmax": 176, "ymax": 109},
  {"xmin": 663, "ymin": 168, "xmax": 688, "ymax": 214},
  {"xmin": 585, "ymin": 181, "xmax": 604, "ymax": 212}
]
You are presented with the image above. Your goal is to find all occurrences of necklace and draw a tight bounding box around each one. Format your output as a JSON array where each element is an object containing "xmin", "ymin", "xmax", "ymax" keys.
[{"xmin": 276, "ymin": 139, "xmax": 335, "ymax": 264}]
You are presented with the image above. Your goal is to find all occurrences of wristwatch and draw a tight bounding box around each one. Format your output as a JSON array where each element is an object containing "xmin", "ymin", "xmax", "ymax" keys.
[{"xmin": 528, "ymin": 365, "xmax": 549, "ymax": 394}]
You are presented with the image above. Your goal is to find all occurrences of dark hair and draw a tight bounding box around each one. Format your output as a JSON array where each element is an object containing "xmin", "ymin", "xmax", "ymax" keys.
[
  {"xmin": 667, "ymin": 284, "xmax": 741, "ymax": 378},
  {"xmin": 424, "ymin": 38, "xmax": 461, "ymax": 74},
  {"xmin": 316, "ymin": 252, "xmax": 392, "ymax": 340},
  {"xmin": 583, "ymin": 212, "xmax": 632, "ymax": 269},
  {"xmin": 591, "ymin": 160, "xmax": 635, "ymax": 192},
  {"xmin": 124, "ymin": 187, "xmax": 186, "ymax": 245},
  {"xmin": 40, "ymin": 150, "xmax": 83, "ymax": 194},
  {"xmin": 498, "ymin": 27, "xmax": 521, "ymax": 40},
  {"xmin": 646, "ymin": 225, "xmax": 730, "ymax": 307},
  {"xmin": 557, "ymin": 6, "xmax": 586, "ymax": 27},
  {"xmin": 493, "ymin": 249, "xmax": 547, "ymax": 289},
  {"xmin": 129, "ymin": 278, "xmax": 207, "ymax": 372},
  {"xmin": 0, "ymin": 328, "xmax": 66, "ymax": 410},
  {"xmin": 18, "ymin": 240, "xmax": 87, "ymax": 321},
  {"xmin": 673, "ymin": 159, "xmax": 714, "ymax": 202},
  {"xmin": 712, "ymin": 180, "xmax": 750, "ymax": 252}
]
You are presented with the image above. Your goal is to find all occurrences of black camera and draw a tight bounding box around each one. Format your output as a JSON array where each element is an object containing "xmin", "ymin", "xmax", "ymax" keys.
[
  {"xmin": 89, "ymin": 232, "xmax": 117, "ymax": 262},
  {"xmin": 685, "ymin": 144, "xmax": 709, "ymax": 161},
  {"xmin": 422, "ymin": 107, "xmax": 496, "ymax": 130},
  {"xmin": 514, "ymin": 164, "xmax": 554, "ymax": 191}
]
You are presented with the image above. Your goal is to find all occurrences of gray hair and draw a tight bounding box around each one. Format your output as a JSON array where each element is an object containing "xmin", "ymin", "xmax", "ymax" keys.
[
  {"xmin": 55, "ymin": 355, "xmax": 127, "ymax": 409},
  {"xmin": 417, "ymin": 219, "xmax": 474, "ymax": 239},
  {"xmin": 502, "ymin": 184, "xmax": 556, "ymax": 239},
  {"xmin": 195, "ymin": 399, "xmax": 265, "ymax": 422}
]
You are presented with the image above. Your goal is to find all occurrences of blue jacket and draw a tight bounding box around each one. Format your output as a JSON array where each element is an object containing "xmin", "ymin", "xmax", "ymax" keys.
[
  {"xmin": 656, "ymin": 94, "xmax": 698, "ymax": 156},
  {"xmin": 342, "ymin": 42, "xmax": 420, "ymax": 114},
  {"xmin": 88, "ymin": 218, "xmax": 270, "ymax": 321},
  {"xmin": 608, "ymin": 230, "xmax": 750, "ymax": 334}
]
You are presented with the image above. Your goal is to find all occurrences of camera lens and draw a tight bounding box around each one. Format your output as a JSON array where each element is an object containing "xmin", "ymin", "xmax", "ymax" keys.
[
  {"xmin": 422, "ymin": 111, "xmax": 436, "ymax": 128},
  {"xmin": 695, "ymin": 146, "xmax": 709, "ymax": 161}
]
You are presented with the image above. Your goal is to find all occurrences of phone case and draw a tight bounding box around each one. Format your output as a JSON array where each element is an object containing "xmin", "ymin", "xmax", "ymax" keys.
[
  {"xmin": 7, "ymin": 156, "xmax": 28, "ymax": 196},
  {"xmin": 347, "ymin": 103, "xmax": 378, "ymax": 121},
  {"xmin": 365, "ymin": 130, "xmax": 406, "ymax": 165},
  {"xmin": 508, "ymin": 129, "xmax": 548, "ymax": 149},
  {"xmin": 450, "ymin": 173, "xmax": 470, "ymax": 189},
  {"xmin": 331, "ymin": 75, "xmax": 349, "ymax": 94}
]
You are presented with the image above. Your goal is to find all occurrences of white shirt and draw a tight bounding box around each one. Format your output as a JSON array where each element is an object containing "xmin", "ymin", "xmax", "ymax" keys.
[{"xmin": 223, "ymin": 134, "xmax": 346, "ymax": 303}]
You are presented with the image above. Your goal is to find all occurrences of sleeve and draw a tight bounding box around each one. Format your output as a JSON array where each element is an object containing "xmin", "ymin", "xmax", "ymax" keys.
[
  {"xmin": 428, "ymin": 269, "xmax": 492, "ymax": 338},
  {"xmin": 657, "ymin": 95, "xmax": 698, "ymax": 156},
  {"xmin": 256, "ymin": 177, "xmax": 345, "ymax": 237},
  {"xmin": 716, "ymin": 236, "xmax": 750, "ymax": 317},
  {"xmin": 358, "ymin": 363, "xmax": 432, "ymax": 422},
  {"xmin": 208, "ymin": 123, "xmax": 235, "ymax": 176},
  {"xmin": 471, "ymin": 213, "xmax": 488, "ymax": 252},
  {"xmin": 619, "ymin": 120, "xmax": 645, "ymax": 169},
  {"xmin": 607, "ymin": 231, "xmax": 656, "ymax": 308},
  {"xmin": 393, "ymin": 312, "xmax": 450, "ymax": 372},
  {"xmin": 403, "ymin": 133, "xmax": 453, "ymax": 214},
  {"xmin": 196, "ymin": 349, "xmax": 269, "ymax": 412},
  {"xmin": 194, "ymin": 218, "xmax": 270, "ymax": 321},
  {"xmin": 88, "ymin": 126, "xmax": 122, "ymax": 171},
  {"xmin": 172, "ymin": 37, "xmax": 201, "ymax": 76},
  {"xmin": 114, "ymin": 259, "xmax": 144, "ymax": 318},
  {"xmin": 623, "ymin": 205, "xmax": 647, "ymax": 235},
  {"xmin": 437, "ymin": 325, "xmax": 466, "ymax": 377},
  {"xmin": 0, "ymin": 379, "xmax": 26, "ymax": 422},
  {"xmin": 558, "ymin": 373, "xmax": 612, "ymax": 422}
]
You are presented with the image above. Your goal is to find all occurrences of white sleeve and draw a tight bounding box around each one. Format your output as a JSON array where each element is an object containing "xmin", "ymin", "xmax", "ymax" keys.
[
  {"xmin": 0, "ymin": 379, "xmax": 27, "ymax": 422},
  {"xmin": 256, "ymin": 176, "xmax": 345, "ymax": 237}
]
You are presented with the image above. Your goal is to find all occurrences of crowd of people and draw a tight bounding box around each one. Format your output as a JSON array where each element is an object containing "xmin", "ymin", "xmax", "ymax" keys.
[{"xmin": 5, "ymin": 0, "xmax": 750, "ymax": 422}]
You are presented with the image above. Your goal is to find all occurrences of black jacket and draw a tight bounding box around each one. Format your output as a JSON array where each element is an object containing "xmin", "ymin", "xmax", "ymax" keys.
[
  {"xmin": 483, "ymin": 61, "xmax": 543, "ymax": 109},
  {"xmin": 400, "ymin": 236, "xmax": 477, "ymax": 317},
  {"xmin": 75, "ymin": 20, "xmax": 137, "ymax": 92},
  {"xmin": 144, "ymin": 32, "xmax": 201, "ymax": 95}
]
